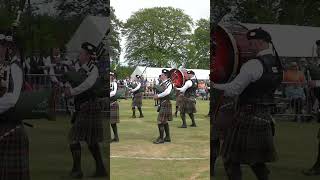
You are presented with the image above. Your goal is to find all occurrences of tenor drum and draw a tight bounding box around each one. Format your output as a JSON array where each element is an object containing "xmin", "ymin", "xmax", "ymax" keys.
[
  {"xmin": 169, "ymin": 69, "xmax": 188, "ymax": 88},
  {"xmin": 211, "ymin": 23, "xmax": 259, "ymax": 83}
]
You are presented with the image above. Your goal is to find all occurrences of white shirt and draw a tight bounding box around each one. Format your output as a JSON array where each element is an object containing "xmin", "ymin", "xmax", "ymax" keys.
[
  {"xmin": 213, "ymin": 48, "xmax": 273, "ymax": 97},
  {"xmin": 0, "ymin": 59, "xmax": 23, "ymax": 113},
  {"xmin": 110, "ymin": 81, "xmax": 117, "ymax": 97},
  {"xmin": 157, "ymin": 79, "xmax": 172, "ymax": 98},
  {"xmin": 177, "ymin": 76, "xmax": 196, "ymax": 93},
  {"xmin": 131, "ymin": 81, "xmax": 141, "ymax": 92},
  {"xmin": 70, "ymin": 61, "xmax": 99, "ymax": 96}
]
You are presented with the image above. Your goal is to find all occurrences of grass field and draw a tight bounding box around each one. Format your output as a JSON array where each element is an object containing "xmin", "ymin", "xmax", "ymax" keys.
[
  {"xmin": 110, "ymin": 99, "xmax": 210, "ymax": 180},
  {"xmin": 26, "ymin": 99, "xmax": 320, "ymax": 180}
]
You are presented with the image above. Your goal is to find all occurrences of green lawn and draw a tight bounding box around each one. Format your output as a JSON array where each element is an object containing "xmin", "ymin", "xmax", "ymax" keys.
[
  {"xmin": 110, "ymin": 99, "xmax": 210, "ymax": 180},
  {"xmin": 26, "ymin": 98, "xmax": 320, "ymax": 180}
]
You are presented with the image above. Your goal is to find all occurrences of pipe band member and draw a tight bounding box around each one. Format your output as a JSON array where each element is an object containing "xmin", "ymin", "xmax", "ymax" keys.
[
  {"xmin": 110, "ymin": 71, "xmax": 120, "ymax": 143},
  {"xmin": 153, "ymin": 69, "xmax": 173, "ymax": 144},
  {"xmin": 176, "ymin": 70, "xmax": 198, "ymax": 128},
  {"xmin": 303, "ymin": 39, "xmax": 320, "ymax": 176},
  {"xmin": 64, "ymin": 42, "xmax": 107, "ymax": 178},
  {"xmin": 212, "ymin": 28, "xmax": 282, "ymax": 180},
  {"xmin": 129, "ymin": 75, "xmax": 144, "ymax": 118},
  {"xmin": 0, "ymin": 29, "xmax": 29, "ymax": 180}
]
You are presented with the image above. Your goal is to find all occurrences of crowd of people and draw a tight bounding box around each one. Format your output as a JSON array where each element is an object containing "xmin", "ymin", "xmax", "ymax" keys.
[{"xmin": 115, "ymin": 76, "xmax": 210, "ymax": 100}]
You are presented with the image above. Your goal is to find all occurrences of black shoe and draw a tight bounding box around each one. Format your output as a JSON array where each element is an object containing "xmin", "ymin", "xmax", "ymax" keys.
[
  {"xmin": 164, "ymin": 136, "xmax": 171, "ymax": 142},
  {"xmin": 139, "ymin": 115, "xmax": 144, "ymax": 118},
  {"xmin": 153, "ymin": 137, "xmax": 164, "ymax": 144},
  {"xmin": 89, "ymin": 169, "xmax": 108, "ymax": 177},
  {"xmin": 111, "ymin": 138, "xmax": 119, "ymax": 143},
  {"xmin": 70, "ymin": 170, "xmax": 83, "ymax": 179},
  {"xmin": 179, "ymin": 124, "xmax": 187, "ymax": 128},
  {"xmin": 190, "ymin": 124, "xmax": 197, "ymax": 127},
  {"xmin": 302, "ymin": 168, "xmax": 320, "ymax": 176},
  {"xmin": 132, "ymin": 115, "xmax": 136, "ymax": 118}
]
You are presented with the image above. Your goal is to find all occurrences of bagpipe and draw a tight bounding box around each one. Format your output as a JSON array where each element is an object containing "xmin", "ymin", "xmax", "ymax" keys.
[
  {"xmin": 153, "ymin": 83, "xmax": 176, "ymax": 100},
  {"xmin": 0, "ymin": 0, "xmax": 57, "ymax": 121},
  {"xmin": 62, "ymin": 70, "xmax": 108, "ymax": 102},
  {"xmin": 110, "ymin": 88, "xmax": 126, "ymax": 102}
]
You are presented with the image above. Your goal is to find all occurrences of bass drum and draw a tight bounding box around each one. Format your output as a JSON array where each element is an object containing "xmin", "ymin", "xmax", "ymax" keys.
[
  {"xmin": 169, "ymin": 69, "xmax": 188, "ymax": 88},
  {"xmin": 211, "ymin": 23, "xmax": 260, "ymax": 83}
]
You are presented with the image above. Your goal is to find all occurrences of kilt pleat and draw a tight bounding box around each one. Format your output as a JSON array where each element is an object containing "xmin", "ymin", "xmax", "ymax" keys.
[
  {"xmin": 175, "ymin": 93, "xmax": 183, "ymax": 107},
  {"xmin": 0, "ymin": 125, "xmax": 29, "ymax": 180},
  {"xmin": 157, "ymin": 100, "xmax": 172, "ymax": 124},
  {"xmin": 180, "ymin": 96, "xmax": 196, "ymax": 114},
  {"xmin": 69, "ymin": 100, "xmax": 105, "ymax": 144},
  {"xmin": 221, "ymin": 111, "xmax": 277, "ymax": 164},
  {"xmin": 132, "ymin": 93, "xmax": 143, "ymax": 107},
  {"xmin": 212, "ymin": 103, "xmax": 234, "ymax": 141},
  {"xmin": 110, "ymin": 101, "xmax": 119, "ymax": 124}
]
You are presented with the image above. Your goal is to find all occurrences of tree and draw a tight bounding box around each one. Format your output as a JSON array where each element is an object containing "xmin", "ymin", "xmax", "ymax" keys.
[
  {"xmin": 184, "ymin": 19, "xmax": 209, "ymax": 69},
  {"xmin": 109, "ymin": 6, "xmax": 122, "ymax": 66},
  {"xmin": 122, "ymin": 7, "xmax": 193, "ymax": 67},
  {"xmin": 235, "ymin": 0, "xmax": 281, "ymax": 24},
  {"xmin": 56, "ymin": 0, "xmax": 109, "ymax": 18},
  {"xmin": 278, "ymin": 0, "xmax": 320, "ymax": 26}
]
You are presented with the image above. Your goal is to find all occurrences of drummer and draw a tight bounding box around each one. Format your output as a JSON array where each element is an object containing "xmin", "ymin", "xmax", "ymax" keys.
[
  {"xmin": 303, "ymin": 39, "xmax": 320, "ymax": 176},
  {"xmin": 176, "ymin": 70, "xmax": 198, "ymax": 128},
  {"xmin": 212, "ymin": 28, "xmax": 282, "ymax": 180}
]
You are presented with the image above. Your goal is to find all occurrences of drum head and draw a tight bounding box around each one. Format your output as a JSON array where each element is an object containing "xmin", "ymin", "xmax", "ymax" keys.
[
  {"xmin": 170, "ymin": 69, "xmax": 184, "ymax": 88},
  {"xmin": 211, "ymin": 25, "xmax": 237, "ymax": 83}
]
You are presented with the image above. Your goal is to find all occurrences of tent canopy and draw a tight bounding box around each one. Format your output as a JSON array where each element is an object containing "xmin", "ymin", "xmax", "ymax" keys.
[
  {"xmin": 130, "ymin": 66, "xmax": 210, "ymax": 81},
  {"xmin": 66, "ymin": 15, "xmax": 109, "ymax": 58},
  {"xmin": 242, "ymin": 23, "xmax": 320, "ymax": 58}
]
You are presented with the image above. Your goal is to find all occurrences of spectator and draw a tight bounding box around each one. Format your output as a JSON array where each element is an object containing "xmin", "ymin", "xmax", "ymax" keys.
[
  {"xmin": 284, "ymin": 62, "xmax": 306, "ymax": 122},
  {"xmin": 198, "ymin": 80, "xmax": 208, "ymax": 100}
]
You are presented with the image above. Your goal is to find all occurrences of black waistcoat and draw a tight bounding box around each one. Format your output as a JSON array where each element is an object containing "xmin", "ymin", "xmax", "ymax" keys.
[{"xmin": 239, "ymin": 54, "xmax": 283, "ymax": 105}]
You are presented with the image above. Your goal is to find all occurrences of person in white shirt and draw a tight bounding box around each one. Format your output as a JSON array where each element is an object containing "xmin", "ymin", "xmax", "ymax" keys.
[
  {"xmin": 0, "ymin": 29, "xmax": 29, "ymax": 180},
  {"xmin": 176, "ymin": 70, "xmax": 198, "ymax": 128},
  {"xmin": 129, "ymin": 75, "xmax": 144, "ymax": 118},
  {"xmin": 153, "ymin": 69, "xmax": 173, "ymax": 144},
  {"xmin": 212, "ymin": 28, "xmax": 282, "ymax": 180},
  {"xmin": 64, "ymin": 42, "xmax": 107, "ymax": 178},
  {"xmin": 303, "ymin": 39, "xmax": 320, "ymax": 176},
  {"xmin": 110, "ymin": 72, "xmax": 120, "ymax": 142}
]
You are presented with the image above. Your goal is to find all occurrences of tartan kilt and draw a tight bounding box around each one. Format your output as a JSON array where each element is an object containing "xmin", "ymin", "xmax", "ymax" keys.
[
  {"xmin": 221, "ymin": 111, "xmax": 277, "ymax": 164},
  {"xmin": 180, "ymin": 96, "xmax": 197, "ymax": 114},
  {"xmin": 212, "ymin": 104, "xmax": 234, "ymax": 141},
  {"xmin": 110, "ymin": 101, "xmax": 119, "ymax": 124},
  {"xmin": 157, "ymin": 100, "xmax": 172, "ymax": 124},
  {"xmin": 132, "ymin": 92, "xmax": 143, "ymax": 107},
  {"xmin": 69, "ymin": 100, "xmax": 105, "ymax": 144},
  {"xmin": 176, "ymin": 93, "xmax": 183, "ymax": 107},
  {"xmin": 0, "ymin": 125, "xmax": 30, "ymax": 180}
]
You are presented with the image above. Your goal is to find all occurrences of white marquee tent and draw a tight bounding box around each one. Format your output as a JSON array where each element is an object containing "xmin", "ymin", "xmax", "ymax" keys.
[
  {"xmin": 242, "ymin": 23, "xmax": 320, "ymax": 58},
  {"xmin": 130, "ymin": 66, "xmax": 210, "ymax": 81}
]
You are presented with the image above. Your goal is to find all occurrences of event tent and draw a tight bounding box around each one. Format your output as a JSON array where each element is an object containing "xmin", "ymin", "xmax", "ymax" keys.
[
  {"xmin": 242, "ymin": 23, "xmax": 320, "ymax": 58},
  {"xmin": 130, "ymin": 66, "xmax": 210, "ymax": 81}
]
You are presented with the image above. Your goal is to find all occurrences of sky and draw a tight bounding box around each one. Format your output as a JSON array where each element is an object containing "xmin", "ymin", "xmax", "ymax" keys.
[{"xmin": 110, "ymin": 0, "xmax": 210, "ymax": 64}]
